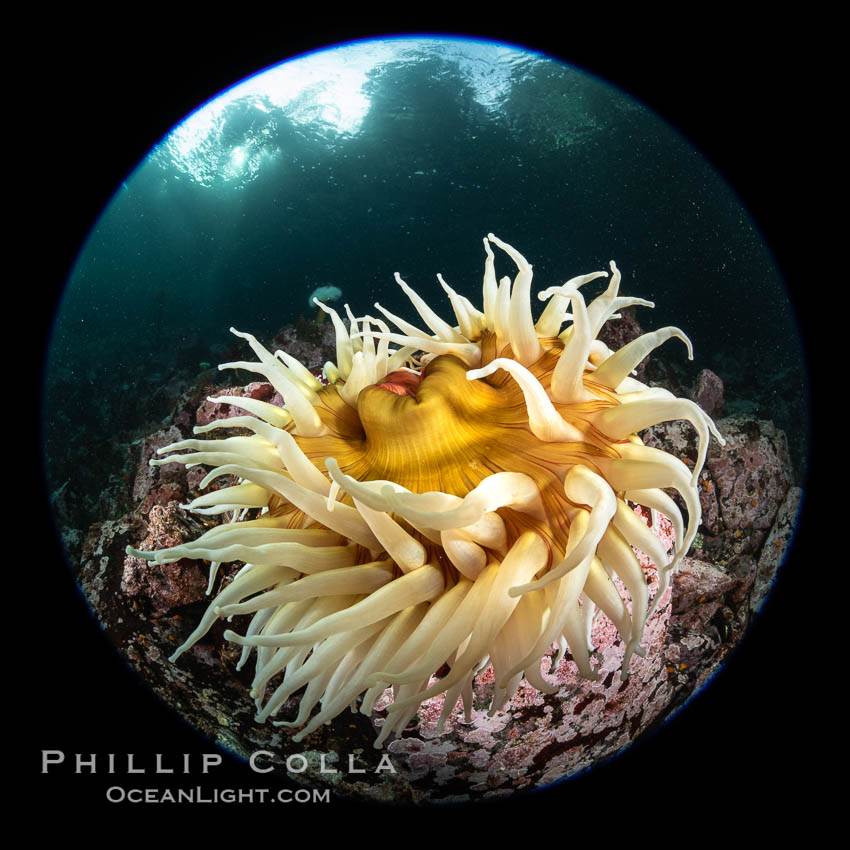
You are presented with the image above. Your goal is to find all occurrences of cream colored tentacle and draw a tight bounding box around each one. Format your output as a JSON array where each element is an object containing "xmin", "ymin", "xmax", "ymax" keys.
[
  {"xmin": 153, "ymin": 434, "xmax": 280, "ymax": 472},
  {"xmin": 536, "ymin": 271, "xmax": 608, "ymax": 337},
  {"xmin": 250, "ymin": 595, "xmax": 353, "ymax": 699},
  {"xmin": 198, "ymin": 463, "xmax": 381, "ymax": 552},
  {"xmin": 221, "ymin": 328, "xmax": 327, "ymax": 437},
  {"xmin": 592, "ymin": 327, "xmax": 693, "ymax": 391},
  {"xmin": 496, "ymin": 511, "xmax": 595, "ymax": 687},
  {"xmin": 368, "ymin": 566, "xmax": 494, "ymax": 688},
  {"xmin": 593, "ymin": 397, "xmax": 724, "ymax": 485},
  {"xmin": 486, "ymin": 233, "xmax": 541, "ymax": 366},
  {"xmin": 313, "ymin": 299, "xmax": 353, "ymax": 378},
  {"xmin": 255, "ymin": 618, "xmax": 386, "ymax": 722},
  {"xmin": 202, "ymin": 395, "xmax": 292, "ymax": 429},
  {"xmin": 509, "ymin": 465, "xmax": 617, "ymax": 596},
  {"xmin": 385, "ymin": 532, "xmax": 548, "ymax": 714},
  {"xmin": 291, "ymin": 604, "xmax": 428, "ymax": 741},
  {"xmin": 351, "ymin": 498, "xmax": 428, "ymax": 573},
  {"xmin": 596, "ymin": 525, "xmax": 650, "ymax": 673},
  {"xmin": 363, "ymin": 331, "xmax": 481, "ymax": 367},
  {"xmin": 550, "ymin": 290, "xmax": 596, "ymax": 404},
  {"xmin": 193, "ymin": 415, "xmax": 331, "ymax": 495},
  {"xmin": 226, "ymin": 564, "xmax": 445, "ymax": 650},
  {"xmin": 216, "ymin": 562, "xmax": 394, "ymax": 617},
  {"xmin": 602, "ymin": 442, "xmax": 700, "ymax": 570},
  {"xmin": 625, "ymin": 488, "xmax": 684, "ymax": 553},
  {"xmin": 394, "ymin": 273, "xmax": 469, "ymax": 344},
  {"xmin": 467, "ymin": 357, "xmax": 585, "ymax": 442},
  {"xmin": 179, "ymin": 482, "xmax": 271, "ymax": 514},
  {"xmin": 164, "ymin": 563, "xmax": 295, "ymax": 663},
  {"xmin": 275, "ymin": 349, "xmax": 323, "ymax": 394},
  {"xmin": 438, "ymin": 273, "xmax": 487, "ymax": 339},
  {"xmin": 481, "ymin": 236, "xmax": 498, "ymax": 330},
  {"xmin": 384, "ymin": 472, "xmax": 545, "ymax": 532},
  {"xmin": 583, "ymin": 557, "xmax": 632, "ymax": 652}
]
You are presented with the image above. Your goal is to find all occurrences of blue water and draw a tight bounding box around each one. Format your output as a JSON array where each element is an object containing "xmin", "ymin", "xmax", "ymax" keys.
[{"xmin": 43, "ymin": 37, "xmax": 808, "ymax": 508}]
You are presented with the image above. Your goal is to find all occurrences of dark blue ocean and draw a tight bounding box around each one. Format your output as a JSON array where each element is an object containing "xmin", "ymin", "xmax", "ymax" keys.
[{"xmin": 43, "ymin": 38, "xmax": 809, "ymax": 517}]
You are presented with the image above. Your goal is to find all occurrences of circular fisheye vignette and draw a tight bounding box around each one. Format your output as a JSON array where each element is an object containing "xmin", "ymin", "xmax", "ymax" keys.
[{"xmin": 48, "ymin": 34, "xmax": 804, "ymax": 802}]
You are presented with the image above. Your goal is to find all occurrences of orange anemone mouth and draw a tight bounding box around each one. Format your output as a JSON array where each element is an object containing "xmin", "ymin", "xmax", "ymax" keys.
[
  {"xmin": 376, "ymin": 368, "xmax": 423, "ymax": 397},
  {"xmin": 128, "ymin": 233, "xmax": 723, "ymax": 747}
]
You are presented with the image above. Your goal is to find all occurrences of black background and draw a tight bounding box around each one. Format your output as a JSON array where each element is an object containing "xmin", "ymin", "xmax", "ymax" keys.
[{"xmin": 30, "ymin": 12, "xmax": 823, "ymax": 827}]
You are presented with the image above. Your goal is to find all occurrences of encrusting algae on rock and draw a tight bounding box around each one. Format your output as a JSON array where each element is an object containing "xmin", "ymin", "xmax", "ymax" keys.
[{"xmin": 127, "ymin": 234, "xmax": 723, "ymax": 748}]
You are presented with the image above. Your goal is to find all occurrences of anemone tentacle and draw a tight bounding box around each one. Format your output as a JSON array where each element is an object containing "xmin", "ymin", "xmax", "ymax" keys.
[{"xmin": 129, "ymin": 235, "xmax": 721, "ymax": 748}]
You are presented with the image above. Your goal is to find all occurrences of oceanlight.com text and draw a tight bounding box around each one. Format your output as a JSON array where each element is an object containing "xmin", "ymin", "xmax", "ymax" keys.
[{"xmin": 105, "ymin": 786, "xmax": 330, "ymax": 804}]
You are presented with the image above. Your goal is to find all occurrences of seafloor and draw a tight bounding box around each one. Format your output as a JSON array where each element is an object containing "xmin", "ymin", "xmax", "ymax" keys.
[{"xmin": 49, "ymin": 311, "xmax": 802, "ymax": 804}]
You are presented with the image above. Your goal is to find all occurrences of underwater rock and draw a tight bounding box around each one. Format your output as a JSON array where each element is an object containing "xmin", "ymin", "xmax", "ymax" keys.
[
  {"xmin": 50, "ymin": 479, "xmax": 86, "ymax": 569},
  {"xmin": 195, "ymin": 381, "xmax": 284, "ymax": 427},
  {"xmin": 49, "ymin": 429, "xmax": 138, "ymax": 568},
  {"xmin": 663, "ymin": 554, "xmax": 756, "ymax": 699},
  {"xmin": 690, "ymin": 368, "xmax": 725, "ymax": 417},
  {"xmin": 597, "ymin": 308, "xmax": 648, "ymax": 381},
  {"xmin": 640, "ymin": 419, "xmax": 721, "ymax": 534},
  {"xmin": 121, "ymin": 503, "xmax": 209, "ymax": 618},
  {"xmin": 752, "ymin": 485, "xmax": 803, "ymax": 613},
  {"xmin": 706, "ymin": 416, "xmax": 792, "ymax": 532},
  {"xmin": 80, "ymin": 514, "xmax": 146, "ymax": 616},
  {"xmin": 642, "ymin": 414, "xmax": 794, "ymax": 563},
  {"xmin": 670, "ymin": 557, "xmax": 740, "ymax": 616},
  {"xmin": 132, "ymin": 425, "xmax": 188, "ymax": 513},
  {"xmin": 270, "ymin": 317, "xmax": 337, "ymax": 374}
]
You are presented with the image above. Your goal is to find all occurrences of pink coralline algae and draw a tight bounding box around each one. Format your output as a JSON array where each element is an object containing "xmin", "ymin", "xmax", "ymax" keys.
[
  {"xmin": 706, "ymin": 417, "xmax": 792, "ymax": 531},
  {"xmin": 642, "ymin": 414, "xmax": 793, "ymax": 561},
  {"xmin": 195, "ymin": 381, "xmax": 284, "ymax": 427}
]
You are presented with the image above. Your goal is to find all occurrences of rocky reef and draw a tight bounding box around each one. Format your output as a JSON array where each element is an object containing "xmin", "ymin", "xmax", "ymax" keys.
[{"xmin": 53, "ymin": 314, "xmax": 803, "ymax": 805}]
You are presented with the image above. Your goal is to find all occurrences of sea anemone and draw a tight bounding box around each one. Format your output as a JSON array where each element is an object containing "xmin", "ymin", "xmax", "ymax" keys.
[{"xmin": 128, "ymin": 234, "xmax": 723, "ymax": 748}]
